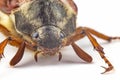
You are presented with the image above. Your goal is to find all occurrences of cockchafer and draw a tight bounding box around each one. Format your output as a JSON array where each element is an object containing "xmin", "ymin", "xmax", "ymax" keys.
[{"xmin": 0, "ymin": 0, "xmax": 120, "ymax": 74}]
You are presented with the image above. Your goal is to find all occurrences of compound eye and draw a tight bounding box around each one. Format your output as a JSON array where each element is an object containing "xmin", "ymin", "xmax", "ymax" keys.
[
  {"xmin": 60, "ymin": 31, "xmax": 65, "ymax": 39},
  {"xmin": 32, "ymin": 32, "xmax": 39, "ymax": 39}
]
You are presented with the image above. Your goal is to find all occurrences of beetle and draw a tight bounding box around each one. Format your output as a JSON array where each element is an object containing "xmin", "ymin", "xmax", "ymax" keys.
[{"xmin": 0, "ymin": 0, "xmax": 120, "ymax": 74}]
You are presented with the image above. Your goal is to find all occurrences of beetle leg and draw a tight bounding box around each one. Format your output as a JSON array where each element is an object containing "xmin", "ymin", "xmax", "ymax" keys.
[
  {"xmin": 0, "ymin": 36, "xmax": 32, "ymax": 66},
  {"xmin": 65, "ymin": 27, "xmax": 118, "ymax": 73},
  {"xmin": 10, "ymin": 41, "xmax": 26, "ymax": 66},
  {"xmin": 66, "ymin": 27, "xmax": 120, "ymax": 46},
  {"xmin": 83, "ymin": 27, "xmax": 120, "ymax": 41},
  {"xmin": 34, "ymin": 51, "xmax": 42, "ymax": 62},
  {"xmin": 84, "ymin": 30, "xmax": 113, "ymax": 74},
  {"xmin": 58, "ymin": 52, "xmax": 62, "ymax": 61},
  {"xmin": 63, "ymin": 28, "xmax": 92, "ymax": 63},
  {"xmin": 0, "ymin": 37, "xmax": 11, "ymax": 59},
  {"xmin": 71, "ymin": 42, "xmax": 92, "ymax": 63},
  {"xmin": 64, "ymin": 27, "xmax": 86, "ymax": 46}
]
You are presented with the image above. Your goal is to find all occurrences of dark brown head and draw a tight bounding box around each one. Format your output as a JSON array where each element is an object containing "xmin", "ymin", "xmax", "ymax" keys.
[
  {"xmin": 13, "ymin": 0, "xmax": 77, "ymax": 54},
  {"xmin": 32, "ymin": 25, "xmax": 65, "ymax": 49}
]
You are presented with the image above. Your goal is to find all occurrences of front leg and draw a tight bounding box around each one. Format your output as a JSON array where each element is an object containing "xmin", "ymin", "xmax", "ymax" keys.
[
  {"xmin": 65, "ymin": 26, "xmax": 120, "ymax": 74},
  {"xmin": 83, "ymin": 29, "xmax": 113, "ymax": 74},
  {"xmin": 10, "ymin": 41, "xmax": 26, "ymax": 66},
  {"xmin": 0, "ymin": 37, "xmax": 26, "ymax": 66}
]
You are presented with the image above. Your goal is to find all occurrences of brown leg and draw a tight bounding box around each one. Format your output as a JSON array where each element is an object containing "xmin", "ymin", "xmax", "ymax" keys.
[
  {"xmin": 66, "ymin": 27, "xmax": 119, "ymax": 73},
  {"xmin": 58, "ymin": 52, "xmax": 62, "ymax": 61},
  {"xmin": 71, "ymin": 42, "xmax": 92, "ymax": 63},
  {"xmin": 64, "ymin": 27, "xmax": 93, "ymax": 63},
  {"xmin": 10, "ymin": 41, "xmax": 26, "ymax": 66},
  {"xmin": 34, "ymin": 51, "xmax": 62, "ymax": 62},
  {"xmin": 0, "ymin": 37, "xmax": 26, "ymax": 66},
  {"xmin": 65, "ymin": 27, "xmax": 86, "ymax": 46},
  {"xmin": 67, "ymin": 27, "xmax": 120, "ymax": 44},
  {"xmin": 84, "ymin": 29, "xmax": 113, "ymax": 74},
  {"xmin": 0, "ymin": 37, "xmax": 11, "ymax": 59},
  {"xmin": 81, "ymin": 27, "xmax": 120, "ymax": 41},
  {"xmin": 34, "ymin": 51, "xmax": 42, "ymax": 62}
]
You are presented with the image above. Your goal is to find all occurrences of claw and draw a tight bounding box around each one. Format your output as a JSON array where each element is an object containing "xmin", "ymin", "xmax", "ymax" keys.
[{"xmin": 101, "ymin": 66, "xmax": 113, "ymax": 74}]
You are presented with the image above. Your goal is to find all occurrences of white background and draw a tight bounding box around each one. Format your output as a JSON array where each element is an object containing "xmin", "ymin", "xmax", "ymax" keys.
[{"xmin": 0, "ymin": 0, "xmax": 120, "ymax": 80}]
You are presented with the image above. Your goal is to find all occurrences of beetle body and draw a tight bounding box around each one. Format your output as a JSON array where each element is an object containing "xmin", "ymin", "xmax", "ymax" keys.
[
  {"xmin": 14, "ymin": 0, "xmax": 76, "ymax": 54},
  {"xmin": 1, "ymin": 0, "xmax": 77, "ymax": 55},
  {"xmin": 0, "ymin": 0, "xmax": 120, "ymax": 74}
]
